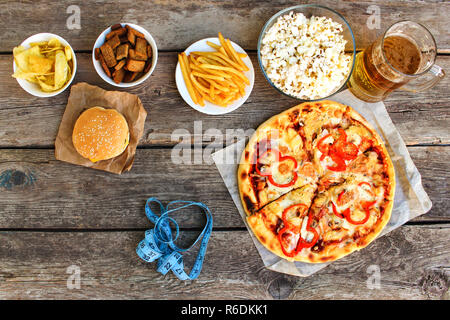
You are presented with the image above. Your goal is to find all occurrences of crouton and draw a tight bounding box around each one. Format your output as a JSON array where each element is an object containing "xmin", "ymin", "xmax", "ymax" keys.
[
  {"xmin": 111, "ymin": 23, "xmax": 122, "ymax": 30},
  {"xmin": 147, "ymin": 45, "xmax": 152, "ymax": 60},
  {"xmin": 129, "ymin": 48, "xmax": 147, "ymax": 61},
  {"xmin": 144, "ymin": 60, "xmax": 152, "ymax": 73},
  {"xmin": 114, "ymin": 59, "xmax": 126, "ymax": 71},
  {"xmin": 115, "ymin": 43, "xmax": 129, "ymax": 60},
  {"xmin": 94, "ymin": 47, "xmax": 101, "ymax": 60},
  {"xmin": 98, "ymin": 53, "xmax": 111, "ymax": 77},
  {"xmin": 100, "ymin": 43, "xmax": 117, "ymax": 67},
  {"xmin": 126, "ymin": 25, "xmax": 146, "ymax": 39},
  {"xmin": 106, "ymin": 27, "xmax": 127, "ymax": 40},
  {"xmin": 135, "ymin": 38, "xmax": 148, "ymax": 58},
  {"xmin": 126, "ymin": 59, "xmax": 145, "ymax": 72},
  {"xmin": 127, "ymin": 28, "xmax": 136, "ymax": 46},
  {"xmin": 119, "ymin": 35, "xmax": 128, "ymax": 44},
  {"xmin": 123, "ymin": 71, "xmax": 140, "ymax": 83},
  {"xmin": 112, "ymin": 68, "xmax": 126, "ymax": 84},
  {"xmin": 106, "ymin": 34, "xmax": 121, "ymax": 50}
]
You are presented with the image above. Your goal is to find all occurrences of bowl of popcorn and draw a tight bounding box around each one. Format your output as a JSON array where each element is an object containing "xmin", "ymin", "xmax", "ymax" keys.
[{"xmin": 257, "ymin": 5, "xmax": 355, "ymax": 101}]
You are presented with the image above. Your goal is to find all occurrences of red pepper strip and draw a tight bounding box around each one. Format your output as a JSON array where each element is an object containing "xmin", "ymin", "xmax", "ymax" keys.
[
  {"xmin": 331, "ymin": 201, "xmax": 345, "ymax": 219},
  {"xmin": 296, "ymin": 214, "xmax": 319, "ymax": 250},
  {"xmin": 255, "ymin": 148, "xmax": 298, "ymax": 188},
  {"xmin": 277, "ymin": 225, "xmax": 298, "ymax": 257},
  {"xmin": 337, "ymin": 190, "xmax": 346, "ymax": 206},
  {"xmin": 344, "ymin": 201, "xmax": 376, "ymax": 225},
  {"xmin": 282, "ymin": 203, "xmax": 308, "ymax": 230},
  {"xmin": 268, "ymin": 173, "xmax": 298, "ymax": 188},
  {"xmin": 343, "ymin": 209, "xmax": 369, "ymax": 225},
  {"xmin": 332, "ymin": 200, "xmax": 374, "ymax": 225},
  {"xmin": 278, "ymin": 205, "xmax": 319, "ymax": 256},
  {"xmin": 358, "ymin": 181, "xmax": 372, "ymax": 188},
  {"xmin": 358, "ymin": 182, "xmax": 375, "ymax": 196},
  {"xmin": 317, "ymin": 133, "xmax": 333, "ymax": 156},
  {"xmin": 361, "ymin": 200, "xmax": 377, "ymax": 209}
]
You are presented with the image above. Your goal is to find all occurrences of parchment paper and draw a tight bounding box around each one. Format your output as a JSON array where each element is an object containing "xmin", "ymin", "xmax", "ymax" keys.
[
  {"xmin": 212, "ymin": 89, "xmax": 432, "ymax": 277},
  {"xmin": 55, "ymin": 82, "xmax": 147, "ymax": 174}
]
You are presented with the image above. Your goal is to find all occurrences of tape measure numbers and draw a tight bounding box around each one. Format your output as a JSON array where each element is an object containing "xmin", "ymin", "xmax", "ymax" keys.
[{"xmin": 136, "ymin": 198, "xmax": 213, "ymax": 280}]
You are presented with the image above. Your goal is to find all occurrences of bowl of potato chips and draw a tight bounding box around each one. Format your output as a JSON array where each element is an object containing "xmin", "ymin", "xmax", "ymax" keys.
[{"xmin": 12, "ymin": 33, "xmax": 76, "ymax": 97}]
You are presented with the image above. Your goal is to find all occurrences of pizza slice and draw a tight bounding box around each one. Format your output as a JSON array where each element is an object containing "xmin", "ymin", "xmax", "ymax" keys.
[
  {"xmin": 238, "ymin": 111, "xmax": 318, "ymax": 215},
  {"xmin": 304, "ymin": 174, "xmax": 393, "ymax": 263},
  {"xmin": 246, "ymin": 184, "xmax": 318, "ymax": 260}
]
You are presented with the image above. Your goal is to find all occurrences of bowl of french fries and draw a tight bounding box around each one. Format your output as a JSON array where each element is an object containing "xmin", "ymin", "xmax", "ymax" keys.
[
  {"xmin": 12, "ymin": 33, "xmax": 76, "ymax": 97},
  {"xmin": 175, "ymin": 32, "xmax": 254, "ymax": 115}
]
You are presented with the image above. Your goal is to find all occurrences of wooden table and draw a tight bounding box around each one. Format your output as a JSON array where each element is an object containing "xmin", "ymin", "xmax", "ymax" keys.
[{"xmin": 0, "ymin": 1, "xmax": 448, "ymax": 300}]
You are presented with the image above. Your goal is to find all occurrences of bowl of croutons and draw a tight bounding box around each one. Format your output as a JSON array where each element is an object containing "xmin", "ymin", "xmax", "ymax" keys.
[{"xmin": 93, "ymin": 23, "xmax": 158, "ymax": 87}]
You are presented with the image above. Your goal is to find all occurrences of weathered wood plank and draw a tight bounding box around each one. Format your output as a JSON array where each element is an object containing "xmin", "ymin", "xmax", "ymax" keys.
[
  {"xmin": 0, "ymin": 225, "xmax": 448, "ymax": 299},
  {"xmin": 0, "ymin": 53, "xmax": 449, "ymax": 147},
  {"xmin": 0, "ymin": 146, "xmax": 447, "ymax": 229},
  {"xmin": 0, "ymin": 0, "xmax": 448, "ymax": 52}
]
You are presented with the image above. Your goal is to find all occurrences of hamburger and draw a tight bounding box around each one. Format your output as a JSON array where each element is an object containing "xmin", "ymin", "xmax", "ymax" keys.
[{"xmin": 72, "ymin": 107, "xmax": 129, "ymax": 162}]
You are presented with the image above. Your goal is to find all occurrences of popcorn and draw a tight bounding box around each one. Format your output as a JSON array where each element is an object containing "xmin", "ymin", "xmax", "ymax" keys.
[{"xmin": 260, "ymin": 12, "xmax": 352, "ymax": 100}]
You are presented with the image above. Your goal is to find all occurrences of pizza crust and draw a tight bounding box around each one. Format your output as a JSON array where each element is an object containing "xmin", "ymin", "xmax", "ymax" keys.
[{"xmin": 238, "ymin": 100, "xmax": 396, "ymax": 263}]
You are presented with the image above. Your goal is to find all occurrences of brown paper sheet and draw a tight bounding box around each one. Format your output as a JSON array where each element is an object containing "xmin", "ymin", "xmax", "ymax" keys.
[{"xmin": 55, "ymin": 82, "xmax": 147, "ymax": 174}]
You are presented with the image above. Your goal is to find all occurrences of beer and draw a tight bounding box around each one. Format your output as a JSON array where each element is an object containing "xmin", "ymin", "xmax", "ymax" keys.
[
  {"xmin": 347, "ymin": 21, "xmax": 444, "ymax": 103},
  {"xmin": 384, "ymin": 36, "xmax": 421, "ymax": 75},
  {"xmin": 348, "ymin": 35, "xmax": 421, "ymax": 102}
]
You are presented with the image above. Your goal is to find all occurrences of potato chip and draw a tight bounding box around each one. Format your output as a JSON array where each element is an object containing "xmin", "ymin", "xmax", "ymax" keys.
[
  {"xmin": 12, "ymin": 38, "xmax": 72, "ymax": 92},
  {"xmin": 38, "ymin": 74, "xmax": 55, "ymax": 85},
  {"xmin": 47, "ymin": 38, "xmax": 61, "ymax": 48},
  {"xmin": 12, "ymin": 69, "xmax": 39, "ymax": 83},
  {"xmin": 67, "ymin": 64, "xmax": 72, "ymax": 79},
  {"xmin": 37, "ymin": 76, "xmax": 56, "ymax": 92},
  {"xmin": 13, "ymin": 45, "xmax": 26, "ymax": 56},
  {"xmin": 54, "ymin": 50, "xmax": 68, "ymax": 89},
  {"xmin": 28, "ymin": 55, "xmax": 53, "ymax": 74},
  {"xmin": 29, "ymin": 41, "xmax": 50, "ymax": 47},
  {"xmin": 64, "ymin": 46, "xmax": 72, "ymax": 61},
  {"xmin": 45, "ymin": 51, "xmax": 57, "ymax": 60},
  {"xmin": 14, "ymin": 45, "xmax": 42, "ymax": 71}
]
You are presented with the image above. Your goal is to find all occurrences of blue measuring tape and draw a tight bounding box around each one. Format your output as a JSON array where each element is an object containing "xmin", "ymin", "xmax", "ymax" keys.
[{"xmin": 136, "ymin": 197, "xmax": 213, "ymax": 280}]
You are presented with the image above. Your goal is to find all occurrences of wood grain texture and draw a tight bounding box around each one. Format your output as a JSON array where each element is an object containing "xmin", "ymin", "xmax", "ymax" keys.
[
  {"xmin": 0, "ymin": 146, "xmax": 447, "ymax": 229},
  {"xmin": 1, "ymin": 0, "xmax": 449, "ymax": 300},
  {"xmin": 1, "ymin": 53, "xmax": 449, "ymax": 147},
  {"xmin": 0, "ymin": 0, "xmax": 448, "ymax": 52},
  {"xmin": 0, "ymin": 225, "xmax": 448, "ymax": 299}
]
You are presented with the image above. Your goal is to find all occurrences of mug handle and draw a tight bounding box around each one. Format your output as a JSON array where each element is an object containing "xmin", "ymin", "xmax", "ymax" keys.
[{"xmin": 400, "ymin": 64, "xmax": 445, "ymax": 92}]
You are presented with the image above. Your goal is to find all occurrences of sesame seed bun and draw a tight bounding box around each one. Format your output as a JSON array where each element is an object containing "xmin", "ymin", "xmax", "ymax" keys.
[{"xmin": 72, "ymin": 107, "xmax": 129, "ymax": 162}]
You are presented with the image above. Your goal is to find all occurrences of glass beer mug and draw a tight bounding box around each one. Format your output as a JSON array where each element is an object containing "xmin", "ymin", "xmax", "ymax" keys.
[{"xmin": 347, "ymin": 21, "xmax": 445, "ymax": 102}]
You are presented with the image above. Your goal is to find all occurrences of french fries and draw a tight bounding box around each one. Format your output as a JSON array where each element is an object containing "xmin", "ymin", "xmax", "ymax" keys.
[{"xmin": 178, "ymin": 33, "xmax": 249, "ymax": 107}]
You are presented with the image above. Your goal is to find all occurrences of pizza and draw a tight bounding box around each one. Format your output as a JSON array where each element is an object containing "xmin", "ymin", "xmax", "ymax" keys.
[{"xmin": 238, "ymin": 101, "xmax": 395, "ymax": 263}]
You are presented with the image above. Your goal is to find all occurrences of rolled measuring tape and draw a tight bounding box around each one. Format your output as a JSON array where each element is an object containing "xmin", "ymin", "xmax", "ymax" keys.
[{"xmin": 136, "ymin": 197, "xmax": 213, "ymax": 280}]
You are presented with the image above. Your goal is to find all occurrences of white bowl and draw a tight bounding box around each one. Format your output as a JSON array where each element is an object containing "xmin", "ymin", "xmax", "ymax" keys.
[
  {"xmin": 92, "ymin": 23, "xmax": 158, "ymax": 87},
  {"xmin": 12, "ymin": 33, "xmax": 77, "ymax": 98},
  {"xmin": 175, "ymin": 37, "xmax": 254, "ymax": 115}
]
